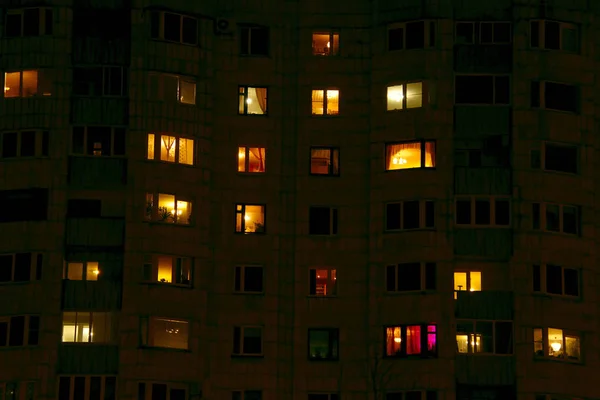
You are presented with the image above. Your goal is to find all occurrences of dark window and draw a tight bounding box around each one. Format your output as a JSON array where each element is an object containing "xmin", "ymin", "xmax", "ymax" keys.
[
  {"xmin": 475, "ymin": 200, "xmax": 490, "ymax": 225},
  {"xmin": 233, "ymin": 326, "xmax": 262, "ymax": 355},
  {"xmin": 152, "ymin": 384, "xmax": 166, "ymax": 400},
  {"xmin": 532, "ymin": 265, "xmax": 541, "ymax": 292},
  {"xmin": 8, "ymin": 316, "xmax": 25, "ymax": 346},
  {"xmin": 87, "ymin": 127, "xmax": 111, "ymax": 156},
  {"xmin": 58, "ymin": 378, "xmax": 70, "ymax": 400},
  {"xmin": 386, "ymin": 203, "xmax": 401, "ymax": 230},
  {"xmin": 240, "ymin": 26, "xmax": 269, "ymax": 56},
  {"xmin": 234, "ymin": 266, "xmax": 263, "ymax": 293},
  {"xmin": 104, "ymin": 67, "xmax": 126, "ymax": 96},
  {"xmin": 74, "ymin": 9, "xmax": 128, "ymax": 38},
  {"xmin": 388, "ymin": 26, "xmax": 404, "ymax": 50},
  {"xmin": 494, "ymin": 321, "xmax": 513, "ymax": 354},
  {"xmin": 0, "ymin": 188, "xmax": 48, "ymax": 222},
  {"xmin": 27, "ymin": 315, "xmax": 39, "ymax": 345},
  {"xmin": 67, "ymin": 199, "xmax": 102, "ymax": 218},
  {"xmin": 544, "ymin": 82, "xmax": 578, "ymax": 113},
  {"xmin": 181, "ymin": 17, "xmax": 197, "ymax": 45},
  {"xmin": 5, "ymin": 13, "xmax": 22, "ymax": 37},
  {"xmin": 403, "ymin": 201, "xmax": 420, "ymax": 229},
  {"xmin": 546, "ymin": 264, "xmax": 562, "ymax": 294},
  {"xmin": 41, "ymin": 131, "xmax": 49, "ymax": 156},
  {"xmin": 0, "ymin": 255, "xmax": 12, "ymax": 282},
  {"xmin": 20, "ymin": 131, "xmax": 35, "ymax": 157},
  {"xmin": 386, "ymin": 263, "xmax": 435, "ymax": 292},
  {"xmin": 163, "ymin": 13, "xmax": 181, "ymax": 42},
  {"xmin": 0, "ymin": 322, "xmax": 7, "ymax": 346},
  {"xmin": 405, "ymin": 21, "xmax": 425, "ymax": 49},
  {"xmin": 545, "ymin": 204, "xmax": 560, "ymax": 232},
  {"xmin": 544, "ymin": 144, "xmax": 577, "ymax": 173},
  {"xmin": 455, "ymin": 22, "xmax": 473, "ymax": 44},
  {"xmin": 308, "ymin": 328, "xmax": 339, "ymax": 360},
  {"xmin": 563, "ymin": 206, "xmax": 578, "ymax": 235},
  {"xmin": 532, "ymin": 203, "xmax": 540, "ymax": 229},
  {"xmin": 2, "ymin": 132, "xmax": 18, "ymax": 158},
  {"xmin": 73, "ymin": 67, "xmax": 103, "ymax": 96},
  {"xmin": 13, "ymin": 253, "xmax": 31, "ymax": 282},
  {"xmin": 23, "ymin": 8, "xmax": 40, "ymax": 36},
  {"xmin": 309, "ymin": 207, "xmax": 338, "ymax": 235},
  {"xmin": 564, "ymin": 268, "xmax": 579, "ymax": 296},
  {"xmin": 544, "ymin": 21, "xmax": 560, "ymax": 49},
  {"xmin": 456, "ymin": 200, "xmax": 471, "ymax": 224},
  {"xmin": 455, "ymin": 75, "xmax": 509, "ymax": 105},
  {"xmin": 495, "ymin": 200, "xmax": 510, "ymax": 225},
  {"xmin": 530, "ymin": 21, "xmax": 540, "ymax": 47}
]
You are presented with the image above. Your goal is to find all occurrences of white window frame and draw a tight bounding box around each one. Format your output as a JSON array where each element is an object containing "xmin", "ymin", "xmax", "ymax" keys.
[
  {"xmin": 533, "ymin": 327, "xmax": 581, "ymax": 362},
  {"xmin": 385, "ymin": 262, "xmax": 435, "ymax": 293},
  {"xmin": 5, "ymin": 8, "xmax": 52, "ymax": 36},
  {"xmin": 149, "ymin": 73, "xmax": 196, "ymax": 105},
  {"xmin": 456, "ymin": 320, "xmax": 513, "ymax": 355},
  {"xmin": 0, "ymin": 382, "xmax": 36, "ymax": 400},
  {"xmin": 61, "ymin": 311, "xmax": 114, "ymax": 344},
  {"xmin": 387, "ymin": 20, "xmax": 436, "ymax": 50},
  {"xmin": 71, "ymin": 126, "xmax": 126, "ymax": 157},
  {"xmin": 0, "ymin": 130, "xmax": 49, "ymax": 158},
  {"xmin": 0, "ymin": 252, "xmax": 42, "ymax": 283},
  {"xmin": 530, "ymin": 20, "xmax": 579, "ymax": 52},
  {"xmin": 234, "ymin": 265, "xmax": 264, "ymax": 293},
  {"xmin": 142, "ymin": 254, "xmax": 193, "ymax": 286},
  {"xmin": 308, "ymin": 267, "xmax": 337, "ymax": 297},
  {"xmin": 146, "ymin": 133, "xmax": 195, "ymax": 165},
  {"xmin": 454, "ymin": 196, "xmax": 511, "ymax": 227},
  {"xmin": 533, "ymin": 264, "xmax": 579, "ymax": 297},
  {"xmin": 385, "ymin": 199, "xmax": 435, "ymax": 231},
  {"xmin": 233, "ymin": 325, "xmax": 263, "ymax": 356},
  {"xmin": 145, "ymin": 192, "xmax": 193, "ymax": 225},
  {"xmin": 63, "ymin": 260, "xmax": 101, "ymax": 281},
  {"xmin": 533, "ymin": 202, "xmax": 579, "ymax": 235},
  {"xmin": 58, "ymin": 376, "xmax": 117, "ymax": 400},
  {"xmin": 150, "ymin": 11, "xmax": 198, "ymax": 45}
]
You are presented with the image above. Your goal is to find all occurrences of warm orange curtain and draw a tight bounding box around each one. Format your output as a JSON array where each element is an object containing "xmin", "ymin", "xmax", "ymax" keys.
[{"xmin": 255, "ymin": 88, "xmax": 267, "ymax": 113}]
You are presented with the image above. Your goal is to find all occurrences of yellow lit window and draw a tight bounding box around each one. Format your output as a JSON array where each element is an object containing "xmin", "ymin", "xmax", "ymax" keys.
[
  {"xmin": 235, "ymin": 204, "xmax": 265, "ymax": 233},
  {"xmin": 387, "ymin": 82, "xmax": 423, "ymax": 111},
  {"xmin": 453, "ymin": 271, "xmax": 481, "ymax": 298},
  {"xmin": 157, "ymin": 256, "xmax": 173, "ymax": 282},
  {"xmin": 147, "ymin": 133, "xmax": 194, "ymax": 165},
  {"xmin": 64, "ymin": 261, "xmax": 100, "ymax": 281},
  {"xmin": 179, "ymin": 80, "xmax": 196, "ymax": 104},
  {"xmin": 385, "ymin": 140, "xmax": 435, "ymax": 170},
  {"xmin": 146, "ymin": 193, "xmax": 192, "ymax": 225},
  {"xmin": 238, "ymin": 86, "xmax": 268, "ymax": 115},
  {"xmin": 178, "ymin": 138, "xmax": 194, "ymax": 165},
  {"xmin": 312, "ymin": 89, "xmax": 339, "ymax": 115},
  {"xmin": 61, "ymin": 311, "xmax": 112, "ymax": 343},
  {"xmin": 147, "ymin": 134, "xmax": 155, "ymax": 159},
  {"xmin": 4, "ymin": 72, "xmax": 21, "ymax": 98},
  {"xmin": 160, "ymin": 135, "xmax": 176, "ymax": 162},
  {"xmin": 143, "ymin": 255, "xmax": 192, "ymax": 285},
  {"xmin": 22, "ymin": 70, "xmax": 38, "ymax": 97},
  {"xmin": 312, "ymin": 32, "xmax": 339, "ymax": 56},
  {"xmin": 238, "ymin": 147, "xmax": 266, "ymax": 173}
]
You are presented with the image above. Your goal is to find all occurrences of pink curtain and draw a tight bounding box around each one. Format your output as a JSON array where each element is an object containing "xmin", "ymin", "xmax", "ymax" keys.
[{"xmin": 255, "ymin": 88, "xmax": 267, "ymax": 113}]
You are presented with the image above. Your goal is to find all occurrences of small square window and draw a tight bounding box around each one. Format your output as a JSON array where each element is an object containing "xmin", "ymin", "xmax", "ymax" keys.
[
  {"xmin": 233, "ymin": 326, "xmax": 263, "ymax": 355},
  {"xmin": 238, "ymin": 86, "xmax": 268, "ymax": 115},
  {"xmin": 310, "ymin": 147, "xmax": 339, "ymax": 176},
  {"xmin": 309, "ymin": 207, "xmax": 338, "ymax": 235},
  {"xmin": 312, "ymin": 31, "xmax": 339, "ymax": 56},
  {"xmin": 308, "ymin": 328, "xmax": 339, "ymax": 360},
  {"xmin": 234, "ymin": 266, "xmax": 264, "ymax": 293},
  {"xmin": 312, "ymin": 89, "xmax": 339, "ymax": 115},
  {"xmin": 238, "ymin": 147, "xmax": 266, "ymax": 173},
  {"xmin": 309, "ymin": 268, "xmax": 337, "ymax": 296},
  {"xmin": 240, "ymin": 26, "xmax": 269, "ymax": 56},
  {"xmin": 235, "ymin": 204, "xmax": 266, "ymax": 234}
]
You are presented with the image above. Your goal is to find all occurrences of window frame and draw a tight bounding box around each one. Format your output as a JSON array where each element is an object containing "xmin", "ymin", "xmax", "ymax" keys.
[
  {"xmin": 145, "ymin": 192, "xmax": 193, "ymax": 226},
  {"xmin": 386, "ymin": 81, "xmax": 424, "ymax": 111},
  {"xmin": 149, "ymin": 10, "xmax": 198, "ymax": 46},
  {"xmin": 312, "ymin": 30, "xmax": 340, "ymax": 56},
  {"xmin": 149, "ymin": 72, "xmax": 197, "ymax": 105},
  {"xmin": 532, "ymin": 202, "xmax": 580, "ymax": 236},
  {"xmin": 530, "ymin": 20, "xmax": 579, "ymax": 52},
  {"xmin": 384, "ymin": 140, "xmax": 436, "ymax": 171},
  {"xmin": 146, "ymin": 133, "xmax": 195, "ymax": 166},
  {"xmin": 385, "ymin": 262, "xmax": 436, "ymax": 293},
  {"xmin": 5, "ymin": 7, "xmax": 53, "ymax": 37},
  {"xmin": 533, "ymin": 264, "xmax": 580, "ymax": 298},
  {"xmin": 308, "ymin": 267, "xmax": 337, "ymax": 297},
  {"xmin": 235, "ymin": 203, "xmax": 266, "ymax": 234},
  {"xmin": 309, "ymin": 146, "xmax": 340, "ymax": 176},
  {"xmin": 61, "ymin": 311, "xmax": 114, "ymax": 344},
  {"xmin": 383, "ymin": 323, "xmax": 438, "ymax": 358},
  {"xmin": 454, "ymin": 21, "xmax": 512, "ymax": 45},
  {"xmin": 454, "ymin": 74, "xmax": 511, "ymax": 105},
  {"xmin": 0, "ymin": 252, "xmax": 43, "ymax": 283},
  {"xmin": 307, "ymin": 328, "xmax": 339, "ymax": 361},
  {"xmin": 72, "ymin": 66, "xmax": 128, "ymax": 97},
  {"xmin": 139, "ymin": 316, "xmax": 190, "ymax": 350},
  {"xmin": 533, "ymin": 327, "xmax": 581, "ymax": 362},
  {"xmin": 531, "ymin": 80, "xmax": 579, "ymax": 113},
  {"xmin": 311, "ymin": 88, "xmax": 340, "ymax": 116},
  {"xmin": 71, "ymin": 126, "xmax": 126, "ymax": 157},
  {"xmin": 142, "ymin": 254, "xmax": 193, "ymax": 287},
  {"xmin": 384, "ymin": 200, "xmax": 435, "ymax": 231},
  {"xmin": 237, "ymin": 146, "xmax": 266, "ymax": 173},
  {"xmin": 138, "ymin": 382, "xmax": 188, "ymax": 400},
  {"xmin": 63, "ymin": 260, "xmax": 101, "ymax": 282},
  {"xmin": 453, "ymin": 270, "xmax": 482, "ymax": 299},
  {"xmin": 454, "ymin": 196, "xmax": 511, "ymax": 227},
  {"xmin": 308, "ymin": 206, "xmax": 338, "ymax": 236},
  {"xmin": 238, "ymin": 85, "xmax": 269, "ymax": 115},
  {"xmin": 239, "ymin": 25, "xmax": 270, "ymax": 56},
  {"xmin": 456, "ymin": 320, "xmax": 513, "ymax": 355},
  {"xmin": 58, "ymin": 376, "xmax": 117, "ymax": 400},
  {"xmin": 232, "ymin": 325, "xmax": 264, "ymax": 356},
  {"xmin": 233, "ymin": 265, "xmax": 264, "ymax": 294},
  {"xmin": 387, "ymin": 20, "xmax": 436, "ymax": 51},
  {"xmin": 0, "ymin": 315, "xmax": 40, "ymax": 347},
  {"xmin": 539, "ymin": 142, "xmax": 578, "ymax": 174},
  {"xmin": 3, "ymin": 69, "xmax": 51, "ymax": 98},
  {"xmin": 0, "ymin": 130, "xmax": 49, "ymax": 159}
]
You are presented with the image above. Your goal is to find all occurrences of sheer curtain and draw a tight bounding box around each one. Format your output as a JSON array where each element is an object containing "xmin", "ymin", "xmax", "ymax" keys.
[
  {"xmin": 249, "ymin": 148, "xmax": 265, "ymax": 172},
  {"xmin": 255, "ymin": 88, "xmax": 267, "ymax": 114},
  {"xmin": 386, "ymin": 142, "xmax": 421, "ymax": 169},
  {"xmin": 425, "ymin": 141, "xmax": 435, "ymax": 167},
  {"xmin": 406, "ymin": 325, "xmax": 421, "ymax": 355},
  {"xmin": 386, "ymin": 327, "xmax": 401, "ymax": 355}
]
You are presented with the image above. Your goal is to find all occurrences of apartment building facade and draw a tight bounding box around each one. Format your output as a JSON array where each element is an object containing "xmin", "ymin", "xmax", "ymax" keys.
[{"xmin": 0, "ymin": 0, "xmax": 598, "ymax": 400}]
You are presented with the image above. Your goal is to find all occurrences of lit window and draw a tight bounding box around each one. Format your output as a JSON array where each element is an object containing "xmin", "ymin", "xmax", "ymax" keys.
[
  {"xmin": 385, "ymin": 324, "xmax": 437, "ymax": 357},
  {"xmin": 63, "ymin": 261, "xmax": 100, "ymax": 281},
  {"xmin": 145, "ymin": 193, "xmax": 192, "ymax": 225},
  {"xmin": 140, "ymin": 316, "xmax": 189, "ymax": 350},
  {"xmin": 234, "ymin": 265, "xmax": 264, "ymax": 293},
  {"xmin": 387, "ymin": 82, "xmax": 423, "ymax": 110},
  {"xmin": 146, "ymin": 133, "xmax": 194, "ymax": 165},
  {"xmin": 532, "ymin": 264, "xmax": 579, "ymax": 297},
  {"xmin": 238, "ymin": 86, "xmax": 268, "ymax": 115},
  {"xmin": 149, "ymin": 11, "xmax": 198, "ymax": 45},
  {"xmin": 4, "ymin": 70, "xmax": 50, "ymax": 98},
  {"xmin": 235, "ymin": 204, "xmax": 265, "ymax": 234},
  {"xmin": 238, "ymin": 147, "xmax": 266, "ymax": 173},
  {"xmin": 61, "ymin": 311, "xmax": 114, "ymax": 343},
  {"xmin": 385, "ymin": 140, "xmax": 435, "ymax": 170},
  {"xmin": 0, "ymin": 252, "xmax": 43, "ymax": 283},
  {"xmin": 233, "ymin": 326, "xmax": 263, "ymax": 355},
  {"xmin": 142, "ymin": 255, "xmax": 192, "ymax": 286},
  {"xmin": 312, "ymin": 89, "xmax": 339, "ymax": 115},
  {"xmin": 71, "ymin": 127, "xmax": 125, "ymax": 157},
  {"xmin": 308, "ymin": 328, "xmax": 339, "ymax": 360},
  {"xmin": 453, "ymin": 271, "xmax": 481, "ymax": 299},
  {"xmin": 312, "ymin": 31, "xmax": 339, "ymax": 56},
  {"xmin": 309, "ymin": 268, "xmax": 337, "ymax": 296},
  {"xmin": 456, "ymin": 320, "xmax": 513, "ymax": 354},
  {"xmin": 534, "ymin": 327, "xmax": 580, "ymax": 361},
  {"xmin": 310, "ymin": 147, "xmax": 339, "ymax": 176},
  {"xmin": 149, "ymin": 73, "xmax": 196, "ymax": 105}
]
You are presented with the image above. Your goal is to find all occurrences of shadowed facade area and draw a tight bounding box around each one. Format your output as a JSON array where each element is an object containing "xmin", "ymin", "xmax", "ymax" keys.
[{"xmin": 0, "ymin": 1, "xmax": 598, "ymax": 400}]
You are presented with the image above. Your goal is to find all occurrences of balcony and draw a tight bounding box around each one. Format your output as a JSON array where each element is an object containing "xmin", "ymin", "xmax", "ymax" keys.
[
  {"xmin": 454, "ymin": 45, "xmax": 512, "ymax": 73},
  {"xmin": 456, "ymin": 291, "xmax": 513, "ymax": 320},
  {"xmin": 71, "ymin": 97, "xmax": 129, "ymax": 125},
  {"xmin": 454, "ymin": 229, "xmax": 512, "ymax": 260},
  {"xmin": 72, "ymin": 37, "xmax": 130, "ymax": 65},
  {"xmin": 57, "ymin": 344, "xmax": 119, "ymax": 374},
  {"xmin": 454, "ymin": 167, "xmax": 511, "ymax": 195},
  {"xmin": 68, "ymin": 156, "xmax": 127, "ymax": 187},
  {"xmin": 65, "ymin": 217, "xmax": 124, "ymax": 249},
  {"xmin": 62, "ymin": 280, "xmax": 122, "ymax": 310}
]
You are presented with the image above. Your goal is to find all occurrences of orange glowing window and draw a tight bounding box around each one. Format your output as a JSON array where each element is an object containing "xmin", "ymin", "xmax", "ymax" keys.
[{"xmin": 385, "ymin": 140, "xmax": 435, "ymax": 170}]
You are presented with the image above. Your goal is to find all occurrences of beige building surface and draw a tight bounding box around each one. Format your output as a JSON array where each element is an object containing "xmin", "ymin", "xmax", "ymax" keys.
[{"xmin": 0, "ymin": 0, "xmax": 599, "ymax": 400}]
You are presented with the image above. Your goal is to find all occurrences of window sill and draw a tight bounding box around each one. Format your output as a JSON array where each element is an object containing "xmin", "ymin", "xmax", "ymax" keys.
[
  {"xmin": 534, "ymin": 355, "xmax": 582, "ymax": 364},
  {"xmin": 533, "ymin": 229, "xmax": 579, "ymax": 237},
  {"xmin": 61, "ymin": 342, "xmax": 115, "ymax": 346},
  {"xmin": 238, "ymin": 113, "xmax": 268, "ymax": 117},
  {"xmin": 145, "ymin": 159, "xmax": 196, "ymax": 168},
  {"xmin": 231, "ymin": 354, "xmax": 264, "ymax": 359},
  {"xmin": 150, "ymin": 38, "xmax": 198, "ymax": 47},
  {"xmin": 532, "ymin": 292, "xmax": 580, "ymax": 301},
  {"xmin": 384, "ymin": 228, "xmax": 436, "ymax": 234},
  {"xmin": 386, "ymin": 290, "xmax": 435, "ymax": 296},
  {"xmin": 541, "ymin": 169, "xmax": 579, "ymax": 176},
  {"xmin": 234, "ymin": 232, "xmax": 266, "ymax": 235},
  {"xmin": 233, "ymin": 291, "xmax": 264, "ymax": 296},
  {"xmin": 310, "ymin": 114, "xmax": 340, "ymax": 118},
  {"xmin": 386, "ymin": 107, "xmax": 424, "ymax": 112},
  {"xmin": 142, "ymin": 281, "xmax": 193, "ymax": 289},
  {"xmin": 308, "ymin": 357, "xmax": 339, "ymax": 362},
  {"xmin": 139, "ymin": 345, "xmax": 191, "ymax": 353},
  {"xmin": 309, "ymin": 173, "xmax": 340, "ymax": 178},
  {"xmin": 454, "ymin": 225, "xmax": 511, "ymax": 229},
  {"xmin": 533, "ymin": 107, "xmax": 578, "ymax": 115},
  {"xmin": 307, "ymin": 295, "xmax": 337, "ymax": 299},
  {"xmin": 385, "ymin": 167, "xmax": 437, "ymax": 172},
  {"xmin": 144, "ymin": 220, "xmax": 194, "ymax": 228},
  {"xmin": 456, "ymin": 353, "xmax": 514, "ymax": 357}
]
